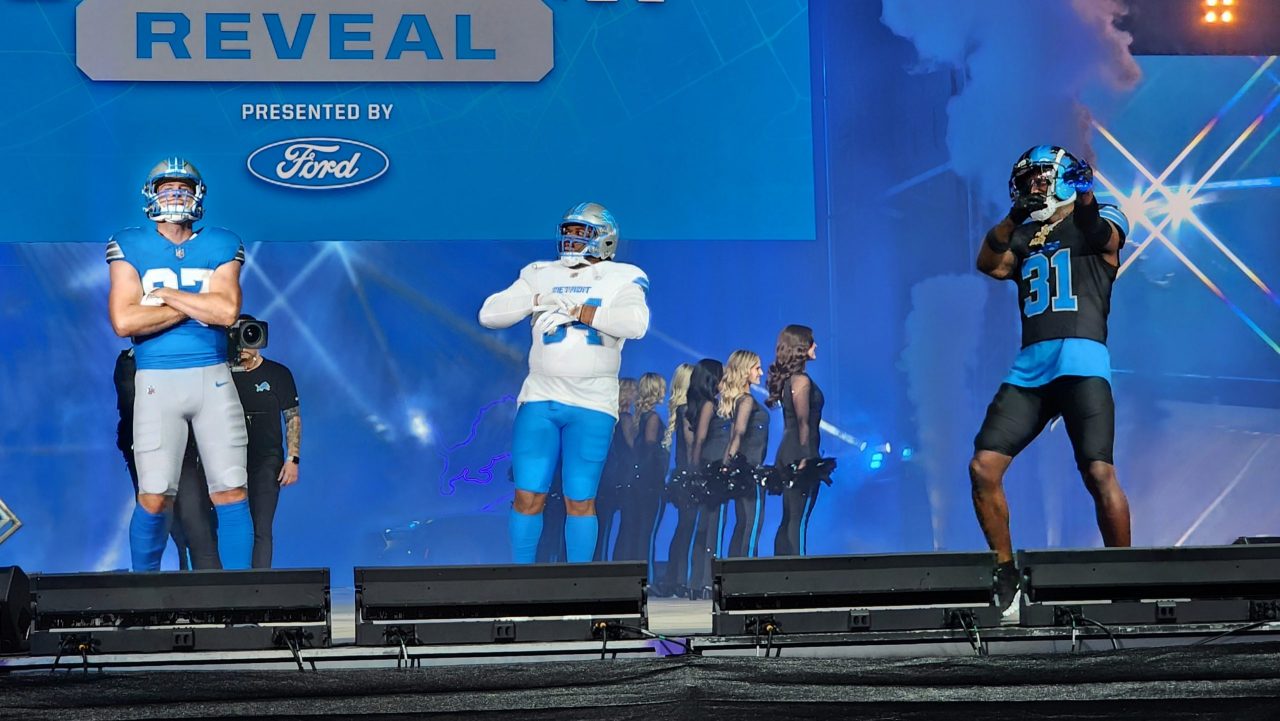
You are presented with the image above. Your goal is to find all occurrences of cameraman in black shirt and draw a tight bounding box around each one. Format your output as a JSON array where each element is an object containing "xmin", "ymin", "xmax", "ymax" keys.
[{"xmin": 229, "ymin": 315, "xmax": 301, "ymax": 569}]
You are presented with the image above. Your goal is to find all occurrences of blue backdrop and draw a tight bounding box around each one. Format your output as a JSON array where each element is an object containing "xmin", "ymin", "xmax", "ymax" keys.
[{"xmin": 2, "ymin": 1, "xmax": 1279, "ymax": 575}]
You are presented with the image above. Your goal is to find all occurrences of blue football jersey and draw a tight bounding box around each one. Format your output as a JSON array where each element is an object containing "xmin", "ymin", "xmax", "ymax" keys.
[{"xmin": 106, "ymin": 226, "xmax": 245, "ymax": 370}]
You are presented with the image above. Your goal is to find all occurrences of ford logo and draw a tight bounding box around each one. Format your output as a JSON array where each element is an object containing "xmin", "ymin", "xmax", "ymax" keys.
[{"xmin": 247, "ymin": 138, "xmax": 389, "ymax": 190}]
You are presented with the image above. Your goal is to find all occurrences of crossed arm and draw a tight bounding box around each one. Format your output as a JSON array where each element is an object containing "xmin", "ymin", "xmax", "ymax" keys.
[
  {"xmin": 151, "ymin": 261, "xmax": 242, "ymax": 327},
  {"xmin": 108, "ymin": 260, "xmax": 242, "ymax": 336},
  {"xmin": 108, "ymin": 262, "xmax": 187, "ymax": 337},
  {"xmin": 479, "ymin": 275, "xmax": 537, "ymax": 329}
]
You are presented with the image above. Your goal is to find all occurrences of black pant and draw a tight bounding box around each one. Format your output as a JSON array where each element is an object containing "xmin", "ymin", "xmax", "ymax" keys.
[
  {"xmin": 774, "ymin": 484, "xmax": 820, "ymax": 557},
  {"xmin": 594, "ymin": 485, "xmax": 623, "ymax": 561},
  {"xmin": 179, "ymin": 454, "xmax": 284, "ymax": 569},
  {"xmin": 173, "ymin": 452, "xmax": 220, "ymax": 570},
  {"xmin": 536, "ymin": 473, "xmax": 567, "ymax": 563},
  {"xmin": 247, "ymin": 455, "xmax": 284, "ymax": 569},
  {"xmin": 615, "ymin": 486, "xmax": 661, "ymax": 562},
  {"xmin": 727, "ymin": 488, "xmax": 764, "ymax": 558},
  {"xmin": 689, "ymin": 502, "xmax": 724, "ymax": 595},
  {"xmin": 974, "ymin": 377, "xmax": 1116, "ymax": 469},
  {"xmin": 536, "ymin": 496, "xmax": 567, "ymax": 563},
  {"xmin": 664, "ymin": 502, "xmax": 698, "ymax": 591}
]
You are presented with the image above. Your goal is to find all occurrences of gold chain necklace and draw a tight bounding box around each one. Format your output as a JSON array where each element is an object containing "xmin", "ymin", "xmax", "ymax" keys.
[{"xmin": 1028, "ymin": 216, "xmax": 1064, "ymax": 249}]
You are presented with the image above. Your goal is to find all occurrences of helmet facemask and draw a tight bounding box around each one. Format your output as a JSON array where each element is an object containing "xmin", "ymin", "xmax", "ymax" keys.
[
  {"xmin": 147, "ymin": 182, "xmax": 202, "ymax": 224},
  {"xmin": 1012, "ymin": 164, "xmax": 1075, "ymax": 223},
  {"xmin": 558, "ymin": 221, "xmax": 604, "ymax": 265},
  {"xmin": 557, "ymin": 202, "xmax": 619, "ymax": 265},
  {"xmin": 142, "ymin": 158, "xmax": 206, "ymax": 224}
]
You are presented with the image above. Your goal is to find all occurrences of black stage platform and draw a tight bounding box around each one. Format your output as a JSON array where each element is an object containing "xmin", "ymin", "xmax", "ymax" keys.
[
  {"xmin": 6, "ymin": 548, "xmax": 1280, "ymax": 719},
  {"xmin": 3, "ymin": 642, "xmax": 1280, "ymax": 720}
]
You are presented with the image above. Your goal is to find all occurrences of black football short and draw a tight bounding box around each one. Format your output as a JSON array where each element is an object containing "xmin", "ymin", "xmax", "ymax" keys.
[{"xmin": 973, "ymin": 376, "xmax": 1115, "ymax": 470}]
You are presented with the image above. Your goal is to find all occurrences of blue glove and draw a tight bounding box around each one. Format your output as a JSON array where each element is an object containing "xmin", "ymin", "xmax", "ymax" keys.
[{"xmin": 1062, "ymin": 159, "xmax": 1094, "ymax": 194}]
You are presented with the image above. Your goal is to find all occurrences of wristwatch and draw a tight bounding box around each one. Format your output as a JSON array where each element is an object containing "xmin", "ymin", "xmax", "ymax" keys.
[{"xmin": 288, "ymin": 455, "xmax": 301, "ymax": 465}]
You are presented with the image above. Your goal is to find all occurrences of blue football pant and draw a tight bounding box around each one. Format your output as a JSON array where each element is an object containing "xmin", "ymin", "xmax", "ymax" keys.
[{"xmin": 510, "ymin": 401, "xmax": 615, "ymax": 563}]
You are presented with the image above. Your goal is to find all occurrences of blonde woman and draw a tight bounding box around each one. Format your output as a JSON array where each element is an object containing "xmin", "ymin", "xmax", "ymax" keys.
[
  {"xmin": 594, "ymin": 378, "xmax": 638, "ymax": 561},
  {"xmin": 663, "ymin": 364, "xmax": 694, "ymax": 457},
  {"xmin": 656, "ymin": 363, "xmax": 695, "ymax": 597},
  {"xmin": 719, "ymin": 350, "xmax": 769, "ymax": 558},
  {"xmin": 616, "ymin": 373, "xmax": 668, "ymax": 563}
]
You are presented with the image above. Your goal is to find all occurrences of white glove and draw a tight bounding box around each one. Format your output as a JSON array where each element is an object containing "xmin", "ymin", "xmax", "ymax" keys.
[
  {"xmin": 533, "ymin": 309, "xmax": 575, "ymax": 336},
  {"xmin": 140, "ymin": 291, "xmax": 165, "ymax": 307},
  {"xmin": 533, "ymin": 293, "xmax": 577, "ymax": 316}
]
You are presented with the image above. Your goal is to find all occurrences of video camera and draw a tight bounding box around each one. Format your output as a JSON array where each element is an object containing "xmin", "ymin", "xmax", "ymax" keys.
[{"xmin": 227, "ymin": 315, "xmax": 269, "ymax": 365}]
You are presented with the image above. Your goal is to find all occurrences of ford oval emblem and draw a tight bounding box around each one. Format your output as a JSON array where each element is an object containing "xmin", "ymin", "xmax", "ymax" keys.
[{"xmin": 247, "ymin": 138, "xmax": 390, "ymax": 190}]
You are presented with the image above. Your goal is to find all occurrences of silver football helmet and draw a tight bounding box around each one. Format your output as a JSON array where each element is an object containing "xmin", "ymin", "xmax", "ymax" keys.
[
  {"xmin": 142, "ymin": 157, "xmax": 206, "ymax": 223},
  {"xmin": 558, "ymin": 202, "xmax": 618, "ymax": 263}
]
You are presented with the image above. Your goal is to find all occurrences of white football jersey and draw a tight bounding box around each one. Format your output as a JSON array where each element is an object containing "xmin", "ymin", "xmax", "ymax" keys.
[{"xmin": 479, "ymin": 260, "xmax": 650, "ymax": 418}]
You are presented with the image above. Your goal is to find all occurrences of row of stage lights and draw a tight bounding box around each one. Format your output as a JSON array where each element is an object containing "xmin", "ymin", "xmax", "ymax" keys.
[{"xmin": 1204, "ymin": 0, "xmax": 1236, "ymax": 24}]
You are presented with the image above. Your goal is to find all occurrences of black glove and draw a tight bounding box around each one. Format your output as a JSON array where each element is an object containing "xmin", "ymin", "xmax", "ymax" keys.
[{"xmin": 1008, "ymin": 194, "xmax": 1049, "ymax": 225}]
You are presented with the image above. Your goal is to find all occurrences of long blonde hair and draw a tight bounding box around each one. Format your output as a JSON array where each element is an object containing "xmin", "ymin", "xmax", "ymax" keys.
[
  {"xmin": 636, "ymin": 373, "xmax": 666, "ymax": 445},
  {"xmin": 663, "ymin": 363, "xmax": 694, "ymax": 450},
  {"xmin": 637, "ymin": 373, "xmax": 665, "ymax": 415},
  {"xmin": 618, "ymin": 377, "xmax": 639, "ymax": 435},
  {"xmin": 717, "ymin": 350, "xmax": 760, "ymax": 419}
]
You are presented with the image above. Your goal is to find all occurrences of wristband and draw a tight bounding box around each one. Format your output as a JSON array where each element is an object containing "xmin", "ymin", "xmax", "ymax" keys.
[{"xmin": 985, "ymin": 228, "xmax": 1011, "ymax": 254}]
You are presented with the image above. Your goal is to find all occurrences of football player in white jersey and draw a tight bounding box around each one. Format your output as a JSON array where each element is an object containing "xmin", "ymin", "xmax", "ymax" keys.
[{"xmin": 480, "ymin": 203, "xmax": 651, "ymax": 563}]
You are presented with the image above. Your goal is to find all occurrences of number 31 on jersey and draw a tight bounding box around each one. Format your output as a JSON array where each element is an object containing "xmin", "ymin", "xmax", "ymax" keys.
[{"xmin": 1022, "ymin": 249, "xmax": 1077, "ymax": 317}]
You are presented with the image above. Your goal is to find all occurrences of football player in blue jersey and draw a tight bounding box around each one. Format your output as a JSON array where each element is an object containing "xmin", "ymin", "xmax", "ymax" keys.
[{"xmin": 107, "ymin": 158, "xmax": 254, "ymax": 571}]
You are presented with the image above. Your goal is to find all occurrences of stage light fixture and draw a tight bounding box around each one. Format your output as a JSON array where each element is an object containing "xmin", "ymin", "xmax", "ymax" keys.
[
  {"xmin": 711, "ymin": 552, "xmax": 1002, "ymax": 636},
  {"xmin": 1205, "ymin": 11, "xmax": 1218, "ymax": 23},
  {"xmin": 1223, "ymin": 10, "xmax": 1234, "ymax": 22}
]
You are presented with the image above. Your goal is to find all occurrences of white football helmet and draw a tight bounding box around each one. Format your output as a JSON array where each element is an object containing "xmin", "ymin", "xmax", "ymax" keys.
[{"xmin": 142, "ymin": 157, "xmax": 206, "ymax": 223}]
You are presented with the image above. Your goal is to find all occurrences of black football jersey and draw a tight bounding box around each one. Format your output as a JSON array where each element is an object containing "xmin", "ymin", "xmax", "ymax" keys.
[{"xmin": 1009, "ymin": 204, "xmax": 1127, "ymax": 348}]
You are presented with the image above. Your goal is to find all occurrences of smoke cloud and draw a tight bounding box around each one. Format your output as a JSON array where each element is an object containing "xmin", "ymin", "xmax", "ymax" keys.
[
  {"xmin": 882, "ymin": 0, "xmax": 1141, "ymax": 211},
  {"xmin": 901, "ymin": 274, "xmax": 989, "ymax": 549}
]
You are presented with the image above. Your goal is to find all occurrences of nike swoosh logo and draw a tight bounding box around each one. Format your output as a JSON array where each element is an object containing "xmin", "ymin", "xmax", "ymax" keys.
[{"xmin": 215, "ymin": 381, "xmax": 230, "ymax": 387}]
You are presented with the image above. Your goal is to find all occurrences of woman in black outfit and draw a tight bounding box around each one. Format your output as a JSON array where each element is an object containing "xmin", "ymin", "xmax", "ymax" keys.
[
  {"xmin": 768, "ymin": 325, "xmax": 825, "ymax": 556},
  {"xmin": 720, "ymin": 350, "xmax": 769, "ymax": 558},
  {"xmin": 595, "ymin": 378, "xmax": 638, "ymax": 561},
  {"xmin": 688, "ymin": 359, "xmax": 729, "ymax": 599},
  {"xmin": 656, "ymin": 363, "xmax": 695, "ymax": 597},
  {"xmin": 616, "ymin": 372, "xmax": 667, "ymax": 563}
]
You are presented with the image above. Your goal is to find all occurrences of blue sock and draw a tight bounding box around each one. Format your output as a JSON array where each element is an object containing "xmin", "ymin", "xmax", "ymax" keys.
[
  {"xmin": 214, "ymin": 499, "xmax": 253, "ymax": 570},
  {"xmin": 509, "ymin": 510, "xmax": 544, "ymax": 564},
  {"xmin": 129, "ymin": 505, "xmax": 171, "ymax": 572},
  {"xmin": 564, "ymin": 515, "xmax": 598, "ymax": 563}
]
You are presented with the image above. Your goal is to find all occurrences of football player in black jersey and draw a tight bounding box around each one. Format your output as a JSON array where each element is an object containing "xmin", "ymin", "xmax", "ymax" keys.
[{"xmin": 971, "ymin": 145, "xmax": 1133, "ymax": 615}]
